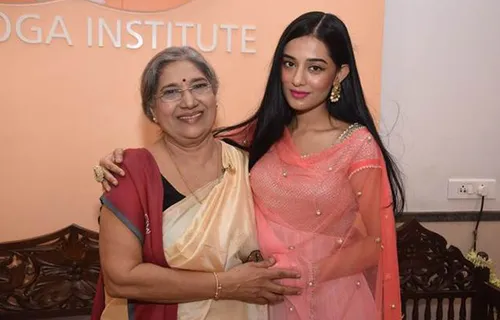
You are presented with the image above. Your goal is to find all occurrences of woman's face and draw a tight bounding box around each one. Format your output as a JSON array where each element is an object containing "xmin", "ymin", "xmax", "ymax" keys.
[
  {"xmin": 151, "ymin": 60, "xmax": 217, "ymax": 144},
  {"xmin": 280, "ymin": 36, "xmax": 348, "ymax": 112}
]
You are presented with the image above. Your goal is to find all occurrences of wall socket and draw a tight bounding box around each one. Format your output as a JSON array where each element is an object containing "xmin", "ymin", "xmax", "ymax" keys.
[{"xmin": 447, "ymin": 178, "xmax": 496, "ymax": 200}]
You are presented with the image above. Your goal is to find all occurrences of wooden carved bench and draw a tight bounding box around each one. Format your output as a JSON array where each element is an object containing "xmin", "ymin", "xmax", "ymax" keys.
[
  {"xmin": 0, "ymin": 219, "xmax": 498, "ymax": 319},
  {"xmin": 397, "ymin": 219, "xmax": 498, "ymax": 320},
  {"xmin": 0, "ymin": 225, "xmax": 99, "ymax": 319}
]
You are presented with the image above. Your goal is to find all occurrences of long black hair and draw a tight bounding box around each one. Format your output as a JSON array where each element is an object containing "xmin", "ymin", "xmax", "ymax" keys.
[{"xmin": 215, "ymin": 11, "xmax": 405, "ymax": 215}]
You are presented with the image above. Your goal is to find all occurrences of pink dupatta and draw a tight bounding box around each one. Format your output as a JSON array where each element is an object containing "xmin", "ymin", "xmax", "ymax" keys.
[{"xmin": 248, "ymin": 125, "xmax": 401, "ymax": 320}]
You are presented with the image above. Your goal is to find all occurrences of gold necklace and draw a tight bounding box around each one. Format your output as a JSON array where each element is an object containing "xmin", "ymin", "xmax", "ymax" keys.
[{"xmin": 162, "ymin": 139, "xmax": 221, "ymax": 204}]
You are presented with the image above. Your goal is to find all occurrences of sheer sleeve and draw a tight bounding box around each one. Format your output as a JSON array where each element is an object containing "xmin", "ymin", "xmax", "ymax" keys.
[
  {"xmin": 315, "ymin": 132, "xmax": 402, "ymax": 319},
  {"xmin": 345, "ymin": 134, "xmax": 390, "ymax": 275},
  {"xmin": 315, "ymin": 165, "xmax": 384, "ymax": 282},
  {"xmin": 349, "ymin": 134, "xmax": 402, "ymax": 318}
]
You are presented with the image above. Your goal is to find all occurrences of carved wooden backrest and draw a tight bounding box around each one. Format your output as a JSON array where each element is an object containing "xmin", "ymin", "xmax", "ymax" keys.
[
  {"xmin": 0, "ymin": 225, "xmax": 100, "ymax": 319},
  {"xmin": 0, "ymin": 220, "xmax": 492, "ymax": 319},
  {"xmin": 484, "ymin": 283, "xmax": 500, "ymax": 320},
  {"xmin": 397, "ymin": 219, "xmax": 489, "ymax": 320}
]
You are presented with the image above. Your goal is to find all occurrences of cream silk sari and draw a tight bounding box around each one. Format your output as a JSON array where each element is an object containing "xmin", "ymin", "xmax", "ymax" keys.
[
  {"xmin": 162, "ymin": 142, "xmax": 268, "ymax": 320},
  {"xmin": 98, "ymin": 142, "xmax": 268, "ymax": 320}
]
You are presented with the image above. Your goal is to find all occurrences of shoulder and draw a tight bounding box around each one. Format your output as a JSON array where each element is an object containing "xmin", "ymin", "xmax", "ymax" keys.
[
  {"xmin": 346, "ymin": 125, "xmax": 373, "ymax": 144},
  {"xmin": 221, "ymin": 140, "xmax": 249, "ymax": 171},
  {"xmin": 345, "ymin": 125, "xmax": 382, "ymax": 161},
  {"xmin": 102, "ymin": 148, "xmax": 160, "ymax": 201},
  {"xmin": 223, "ymin": 141, "xmax": 249, "ymax": 157},
  {"xmin": 121, "ymin": 148, "xmax": 157, "ymax": 174},
  {"xmin": 220, "ymin": 138, "xmax": 249, "ymax": 151},
  {"xmin": 122, "ymin": 147, "xmax": 153, "ymax": 161}
]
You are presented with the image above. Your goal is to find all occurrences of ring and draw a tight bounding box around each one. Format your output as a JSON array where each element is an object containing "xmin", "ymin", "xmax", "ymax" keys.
[{"xmin": 93, "ymin": 165, "xmax": 105, "ymax": 183}]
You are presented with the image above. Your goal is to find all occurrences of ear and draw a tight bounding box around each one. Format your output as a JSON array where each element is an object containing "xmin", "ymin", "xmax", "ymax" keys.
[{"xmin": 336, "ymin": 64, "xmax": 350, "ymax": 83}]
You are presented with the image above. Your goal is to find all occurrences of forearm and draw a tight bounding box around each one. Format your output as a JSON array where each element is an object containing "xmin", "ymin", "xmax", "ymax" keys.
[
  {"xmin": 316, "ymin": 237, "xmax": 379, "ymax": 283},
  {"xmin": 104, "ymin": 262, "xmax": 218, "ymax": 304}
]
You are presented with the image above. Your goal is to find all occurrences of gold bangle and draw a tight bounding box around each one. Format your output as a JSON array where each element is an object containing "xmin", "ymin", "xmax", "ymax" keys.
[{"xmin": 212, "ymin": 272, "xmax": 222, "ymax": 300}]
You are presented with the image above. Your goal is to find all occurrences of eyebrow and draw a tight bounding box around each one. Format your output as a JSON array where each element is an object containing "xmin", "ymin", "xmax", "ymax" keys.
[
  {"xmin": 283, "ymin": 54, "xmax": 328, "ymax": 64},
  {"xmin": 159, "ymin": 77, "xmax": 208, "ymax": 92}
]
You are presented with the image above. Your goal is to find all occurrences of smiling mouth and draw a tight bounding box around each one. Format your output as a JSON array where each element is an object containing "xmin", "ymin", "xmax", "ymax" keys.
[
  {"xmin": 290, "ymin": 90, "xmax": 310, "ymax": 99},
  {"xmin": 178, "ymin": 111, "xmax": 203, "ymax": 123}
]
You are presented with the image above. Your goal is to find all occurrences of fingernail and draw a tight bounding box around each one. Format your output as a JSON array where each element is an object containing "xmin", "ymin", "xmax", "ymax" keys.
[
  {"xmin": 296, "ymin": 273, "xmax": 301, "ymax": 278},
  {"xmin": 269, "ymin": 257, "xmax": 275, "ymax": 264},
  {"xmin": 120, "ymin": 171, "xmax": 125, "ymax": 176}
]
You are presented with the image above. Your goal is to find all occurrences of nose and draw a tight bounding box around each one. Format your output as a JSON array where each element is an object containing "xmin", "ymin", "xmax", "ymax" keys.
[
  {"xmin": 291, "ymin": 68, "xmax": 305, "ymax": 87},
  {"xmin": 180, "ymin": 89, "xmax": 197, "ymax": 109}
]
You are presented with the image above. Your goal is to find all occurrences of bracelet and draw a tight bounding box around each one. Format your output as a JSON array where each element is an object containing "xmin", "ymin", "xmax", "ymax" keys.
[{"xmin": 212, "ymin": 272, "xmax": 222, "ymax": 300}]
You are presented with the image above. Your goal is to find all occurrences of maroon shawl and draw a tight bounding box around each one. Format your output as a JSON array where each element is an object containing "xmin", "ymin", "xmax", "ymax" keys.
[{"xmin": 91, "ymin": 148, "xmax": 178, "ymax": 319}]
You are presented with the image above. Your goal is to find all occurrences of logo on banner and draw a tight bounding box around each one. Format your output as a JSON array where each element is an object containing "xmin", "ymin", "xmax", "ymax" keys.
[
  {"xmin": 0, "ymin": 0, "xmax": 193, "ymax": 12},
  {"xmin": 0, "ymin": 0, "xmax": 256, "ymax": 53}
]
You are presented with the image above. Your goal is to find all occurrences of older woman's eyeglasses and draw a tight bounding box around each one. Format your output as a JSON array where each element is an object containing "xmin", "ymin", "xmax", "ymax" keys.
[{"xmin": 157, "ymin": 81, "xmax": 212, "ymax": 102}]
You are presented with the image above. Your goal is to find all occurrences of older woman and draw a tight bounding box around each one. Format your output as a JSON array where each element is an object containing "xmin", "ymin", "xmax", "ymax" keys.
[{"xmin": 91, "ymin": 46, "xmax": 301, "ymax": 320}]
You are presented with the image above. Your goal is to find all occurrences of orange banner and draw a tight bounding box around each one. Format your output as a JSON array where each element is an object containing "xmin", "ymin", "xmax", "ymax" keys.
[{"xmin": 0, "ymin": 0, "xmax": 384, "ymax": 239}]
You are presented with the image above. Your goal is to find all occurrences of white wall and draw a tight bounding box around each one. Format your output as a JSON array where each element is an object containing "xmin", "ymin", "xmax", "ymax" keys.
[
  {"xmin": 380, "ymin": 0, "xmax": 500, "ymax": 212},
  {"xmin": 380, "ymin": 0, "xmax": 500, "ymax": 271}
]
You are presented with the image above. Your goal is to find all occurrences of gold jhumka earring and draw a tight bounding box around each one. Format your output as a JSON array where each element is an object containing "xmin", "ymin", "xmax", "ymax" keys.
[{"xmin": 330, "ymin": 81, "xmax": 341, "ymax": 103}]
